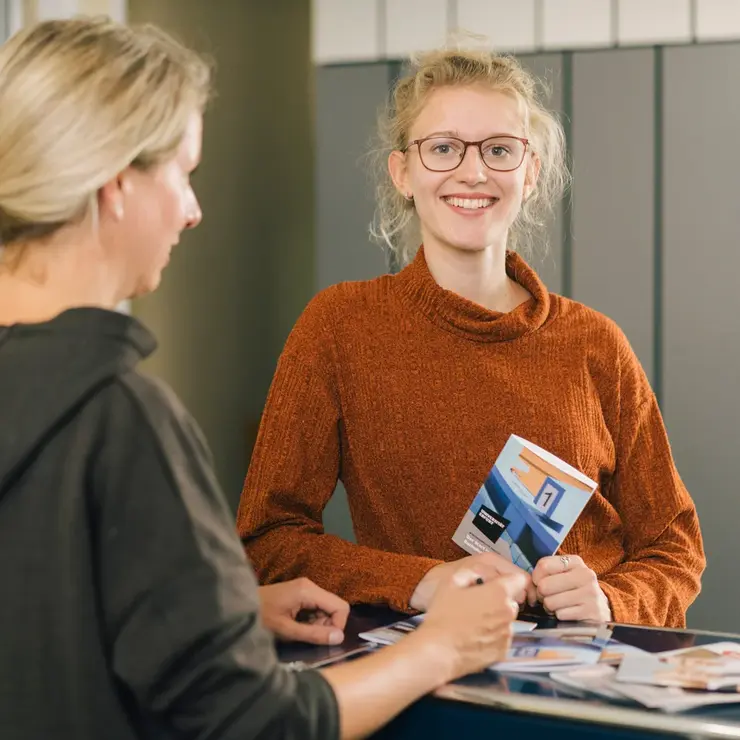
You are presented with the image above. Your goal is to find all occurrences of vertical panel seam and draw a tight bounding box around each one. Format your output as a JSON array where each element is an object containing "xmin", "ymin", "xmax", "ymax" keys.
[
  {"xmin": 377, "ymin": 0, "xmax": 387, "ymax": 60},
  {"xmin": 534, "ymin": 0, "xmax": 544, "ymax": 51},
  {"xmin": 447, "ymin": 0, "xmax": 457, "ymax": 36},
  {"xmin": 387, "ymin": 61, "xmax": 403, "ymax": 274},
  {"xmin": 610, "ymin": 0, "xmax": 620, "ymax": 46},
  {"xmin": 22, "ymin": 0, "xmax": 35, "ymax": 25},
  {"xmin": 653, "ymin": 46, "xmax": 664, "ymax": 407},
  {"xmin": 561, "ymin": 51, "xmax": 574, "ymax": 298}
]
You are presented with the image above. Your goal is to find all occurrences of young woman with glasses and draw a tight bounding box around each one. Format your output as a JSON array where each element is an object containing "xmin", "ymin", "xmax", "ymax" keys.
[{"xmin": 238, "ymin": 48, "xmax": 705, "ymax": 629}]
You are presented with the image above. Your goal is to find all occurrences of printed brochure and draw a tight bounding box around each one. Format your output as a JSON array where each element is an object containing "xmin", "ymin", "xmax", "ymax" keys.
[{"xmin": 452, "ymin": 435, "xmax": 597, "ymax": 572}]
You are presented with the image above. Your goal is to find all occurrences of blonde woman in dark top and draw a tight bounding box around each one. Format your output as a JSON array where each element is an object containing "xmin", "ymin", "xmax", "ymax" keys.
[{"xmin": 0, "ymin": 17, "xmax": 525, "ymax": 740}]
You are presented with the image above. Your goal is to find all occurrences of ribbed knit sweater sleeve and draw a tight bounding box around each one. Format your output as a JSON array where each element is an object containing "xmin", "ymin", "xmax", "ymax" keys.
[
  {"xmin": 597, "ymin": 334, "xmax": 705, "ymax": 627},
  {"xmin": 237, "ymin": 289, "xmax": 441, "ymax": 612}
]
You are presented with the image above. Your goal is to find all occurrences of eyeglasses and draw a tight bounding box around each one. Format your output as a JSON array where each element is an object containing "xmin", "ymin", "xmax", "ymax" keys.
[{"xmin": 403, "ymin": 135, "xmax": 529, "ymax": 173}]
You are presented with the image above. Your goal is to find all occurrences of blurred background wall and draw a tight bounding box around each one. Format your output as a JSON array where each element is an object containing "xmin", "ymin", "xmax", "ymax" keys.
[
  {"xmin": 125, "ymin": 0, "xmax": 316, "ymax": 521},
  {"xmin": 4, "ymin": 0, "xmax": 740, "ymax": 631}
]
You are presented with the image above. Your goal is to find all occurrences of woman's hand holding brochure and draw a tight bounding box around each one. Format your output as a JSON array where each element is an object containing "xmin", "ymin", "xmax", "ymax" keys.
[{"xmin": 532, "ymin": 554, "xmax": 612, "ymax": 622}]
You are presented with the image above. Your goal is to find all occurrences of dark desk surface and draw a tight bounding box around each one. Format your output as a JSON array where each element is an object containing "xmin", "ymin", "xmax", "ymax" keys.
[{"xmin": 277, "ymin": 606, "xmax": 740, "ymax": 739}]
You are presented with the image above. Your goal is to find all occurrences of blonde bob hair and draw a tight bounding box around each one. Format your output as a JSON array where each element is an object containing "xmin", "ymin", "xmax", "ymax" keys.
[
  {"xmin": 0, "ymin": 16, "xmax": 212, "ymax": 247},
  {"xmin": 372, "ymin": 47, "xmax": 570, "ymax": 266}
]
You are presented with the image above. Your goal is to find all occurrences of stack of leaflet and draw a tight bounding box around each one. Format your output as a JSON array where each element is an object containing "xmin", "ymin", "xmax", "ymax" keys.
[
  {"xmin": 357, "ymin": 615, "xmax": 429, "ymax": 646},
  {"xmin": 492, "ymin": 628, "xmax": 612, "ymax": 673},
  {"xmin": 551, "ymin": 642, "xmax": 740, "ymax": 712},
  {"xmin": 360, "ymin": 614, "xmax": 740, "ymax": 711},
  {"xmin": 617, "ymin": 642, "xmax": 740, "ymax": 690},
  {"xmin": 358, "ymin": 616, "xmax": 612, "ymax": 674},
  {"xmin": 524, "ymin": 625, "xmax": 647, "ymax": 667}
]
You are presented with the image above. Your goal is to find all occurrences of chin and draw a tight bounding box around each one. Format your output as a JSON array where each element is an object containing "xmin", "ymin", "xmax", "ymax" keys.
[
  {"xmin": 445, "ymin": 240, "xmax": 492, "ymax": 254},
  {"xmin": 131, "ymin": 272, "xmax": 163, "ymax": 298},
  {"xmin": 453, "ymin": 227, "xmax": 514, "ymax": 253}
]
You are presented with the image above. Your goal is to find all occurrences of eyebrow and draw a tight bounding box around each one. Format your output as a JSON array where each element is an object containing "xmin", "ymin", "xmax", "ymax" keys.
[
  {"xmin": 420, "ymin": 130, "xmax": 521, "ymax": 139},
  {"xmin": 424, "ymin": 130, "xmax": 460, "ymax": 138}
]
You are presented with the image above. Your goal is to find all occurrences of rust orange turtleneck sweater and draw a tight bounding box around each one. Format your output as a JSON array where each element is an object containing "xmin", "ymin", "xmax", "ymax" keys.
[{"xmin": 238, "ymin": 247, "xmax": 705, "ymax": 627}]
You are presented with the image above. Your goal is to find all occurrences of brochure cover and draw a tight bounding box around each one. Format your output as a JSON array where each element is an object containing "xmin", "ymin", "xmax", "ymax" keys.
[
  {"xmin": 549, "ymin": 664, "xmax": 627, "ymax": 701},
  {"xmin": 357, "ymin": 615, "xmax": 428, "ymax": 646},
  {"xmin": 358, "ymin": 616, "xmax": 611, "ymax": 674},
  {"xmin": 616, "ymin": 642, "xmax": 740, "ymax": 692},
  {"xmin": 553, "ymin": 664, "xmax": 740, "ymax": 712},
  {"xmin": 598, "ymin": 640, "xmax": 650, "ymax": 666},
  {"xmin": 494, "ymin": 629, "xmax": 611, "ymax": 673},
  {"xmin": 358, "ymin": 615, "xmax": 536, "ymax": 647},
  {"xmin": 532, "ymin": 626, "xmax": 648, "ymax": 665},
  {"xmin": 452, "ymin": 434, "xmax": 598, "ymax": 572},
  {"xmin": 610, "ymin": 679, "xmax": 740, "ymax": 712}
]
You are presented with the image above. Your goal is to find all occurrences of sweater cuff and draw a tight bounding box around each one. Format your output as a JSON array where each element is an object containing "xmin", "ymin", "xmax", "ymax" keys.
[
  {"xmin": 384, "ymin": 557, "xmax": 444, "ymax": 614},
  {"xmin": 598, "ymin": 579, "xmax": 632, "ymax": 625}
]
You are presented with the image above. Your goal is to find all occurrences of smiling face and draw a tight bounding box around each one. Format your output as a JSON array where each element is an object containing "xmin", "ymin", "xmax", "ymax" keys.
[{"xmin": 389, "ymin": 84, "xmax": 540, "ymax": 258}]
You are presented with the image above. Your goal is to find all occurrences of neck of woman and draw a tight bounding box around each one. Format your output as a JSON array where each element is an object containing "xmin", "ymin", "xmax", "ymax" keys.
[
  {"xmin": 423, "ymin": 239, "xmax": 531, "ymax": 313},
  {"xmin": 0, "ymin": 239, "xmax": 121, "ymax": 325}
]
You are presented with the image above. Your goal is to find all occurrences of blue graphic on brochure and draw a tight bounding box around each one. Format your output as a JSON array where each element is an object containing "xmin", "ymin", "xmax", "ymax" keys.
[{"xmin": 452, "ymin": 434, "xmax": 597, "ymax": 572}]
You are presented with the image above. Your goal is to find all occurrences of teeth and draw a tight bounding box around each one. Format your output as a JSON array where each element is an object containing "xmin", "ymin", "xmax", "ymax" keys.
[{"xmin": 444, "ymin": 197, "xmax": 495, "ymax": 209}]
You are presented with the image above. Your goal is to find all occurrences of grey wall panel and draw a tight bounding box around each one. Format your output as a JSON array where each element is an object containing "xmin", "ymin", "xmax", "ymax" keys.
[
  {"xmin": 0, "ymin": 1, "xmax": 7, "ymax": 43},
  {"xmin": 315, "ymin": 64, "xmax": 394, "ymax": 540},
  {"xmin": 130, "ymin": 0, "xmax": 314, "ymax": 512},
  {"xmin": 315, "ymin": 64, "xmax": 392, "ymax": 292},
  {"xmin": 520, "ymin": 53, "xmax": 565, "ymax": 295},
  {"xmin": 663, "ymin": 43, "xmax": 740, "ymax": 632},
  {"xmin": 571, "ymin": 48, "xmax": 655, "ymax": 384}
]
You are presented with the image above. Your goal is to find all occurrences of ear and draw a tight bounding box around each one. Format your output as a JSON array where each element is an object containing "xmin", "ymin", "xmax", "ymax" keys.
[
  {"xmin": 98, "ymin": 169, "xmax": 133, "ymax": 222},
  {"xmin": 388, "ymin": 149, "xmax": 411, "ymax": 199},
  {"xmin": 522, "ymin": 152, "xmax": 542, "ymax": 202}
]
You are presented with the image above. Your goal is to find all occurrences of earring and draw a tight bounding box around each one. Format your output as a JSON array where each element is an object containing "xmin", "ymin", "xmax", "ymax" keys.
[
  {"xmin": 404, "ymin": 192, "xmax": 414, "ymax": 202},
  {"xmin": 114, "ymin": 203, "xmax": 124, "ymax": 220}
]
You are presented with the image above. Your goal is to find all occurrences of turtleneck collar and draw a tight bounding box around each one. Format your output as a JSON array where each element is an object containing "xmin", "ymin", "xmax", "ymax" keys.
[{"xmin": 393, "ymin": 245, "xmax": 553, "ymax": 343}]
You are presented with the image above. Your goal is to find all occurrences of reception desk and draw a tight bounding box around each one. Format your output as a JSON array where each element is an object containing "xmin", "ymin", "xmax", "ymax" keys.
[{"xmin": 277, "ymin": 606, "xmax": 740, "ymax": 739}]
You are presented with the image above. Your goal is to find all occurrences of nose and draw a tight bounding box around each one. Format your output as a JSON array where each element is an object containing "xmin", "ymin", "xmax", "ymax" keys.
[
  {"xmin": 185, "ymin": 196, "xmax": 202, "ymax": 230},
  {"xmin": 456, "ymin": 144, "xmax": 487, "ymax": 183}
]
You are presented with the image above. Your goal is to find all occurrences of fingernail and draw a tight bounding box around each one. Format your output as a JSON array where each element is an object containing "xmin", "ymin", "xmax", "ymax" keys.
[{"xmin": 328, "ymin": 630, "xmax": 344, "ymax": 645}]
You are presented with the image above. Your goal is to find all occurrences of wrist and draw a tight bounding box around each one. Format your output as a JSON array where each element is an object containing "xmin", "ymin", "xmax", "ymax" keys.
[
  {"xmin": 409, "ymin": 564, "xmax": 441, "ymax": 612},
  {"xmin": 598, "ymin": 583, "xmax": 614, "ymax": 622},
  {"xmin": 409, "ymin": 583, "xmax": 427, "ymax": 612},
  {"xmin": 402, "ymin": 627, "xmax": 459, "ymax": 686}
]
